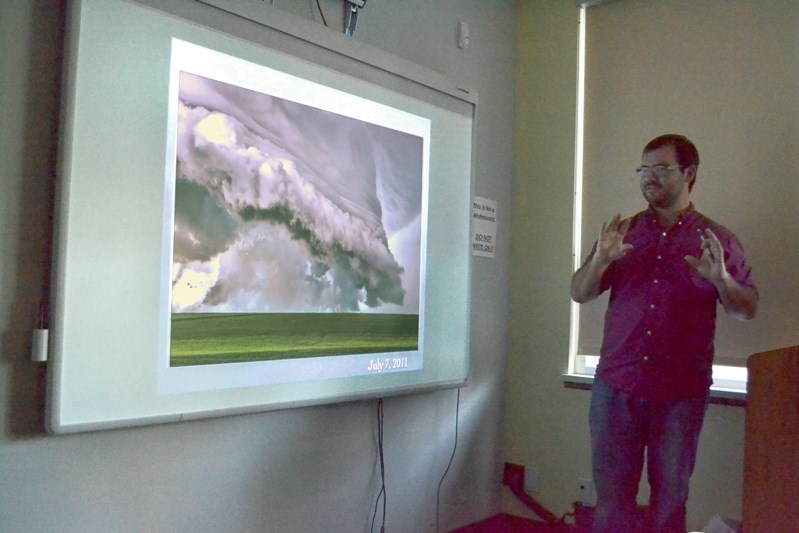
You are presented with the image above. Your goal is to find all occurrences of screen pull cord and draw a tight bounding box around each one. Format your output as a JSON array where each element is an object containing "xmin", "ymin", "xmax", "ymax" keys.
[
  {"xmin": 371, "ymin": 398, "xmax": 386, "ymax": 533},
  {"xmin": 436, "ymin": 387, "xmax": 461, "ymax": 533}
]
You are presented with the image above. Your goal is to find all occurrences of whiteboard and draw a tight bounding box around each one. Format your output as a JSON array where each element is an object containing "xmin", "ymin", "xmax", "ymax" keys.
[{"xmin": 47, "ymin": 0, "xmax": 475, "ymax": 433}]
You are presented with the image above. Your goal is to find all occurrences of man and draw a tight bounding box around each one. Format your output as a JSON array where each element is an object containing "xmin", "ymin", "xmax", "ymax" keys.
[{"xmin": 570, "ymin": 134, "xmax": 758, "ymax": 532}]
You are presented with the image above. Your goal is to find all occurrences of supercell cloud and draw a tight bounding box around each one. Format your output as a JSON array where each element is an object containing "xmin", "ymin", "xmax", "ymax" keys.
[{"xmin": 171, "ymin": 72, "xmax": 424, "ymax": 314}]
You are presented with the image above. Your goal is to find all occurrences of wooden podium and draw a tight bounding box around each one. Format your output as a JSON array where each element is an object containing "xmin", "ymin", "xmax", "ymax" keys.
[{"xmin": 742, "ymin": 345, "xmax": 799, "ymax": 532}]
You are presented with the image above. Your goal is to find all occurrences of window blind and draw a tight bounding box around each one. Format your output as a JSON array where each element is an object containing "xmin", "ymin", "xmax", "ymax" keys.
[{"xmin": 576, "ymin": 0, "xmax": 799, "ymax": 366}]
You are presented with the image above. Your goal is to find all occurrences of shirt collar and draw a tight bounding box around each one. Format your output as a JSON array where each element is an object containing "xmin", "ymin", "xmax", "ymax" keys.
[{"xmin": 646, "ymin": 202, "xmax": 697, "ymax": 227}]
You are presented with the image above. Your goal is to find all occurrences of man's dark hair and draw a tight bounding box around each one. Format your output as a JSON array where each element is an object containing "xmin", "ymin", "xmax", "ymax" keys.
[{"xmin": 644, "ymin": 134, "xmax": 700, "ymax": 190}]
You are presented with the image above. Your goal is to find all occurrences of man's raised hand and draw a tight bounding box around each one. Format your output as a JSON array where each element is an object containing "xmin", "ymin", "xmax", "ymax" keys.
[
  {"xmin": 595, "ymin": 213, "xmax": 633, "ymax": 266},
  {"xmin": 685, "ymin": 228, "xmax": 727, "ymax": 284}
]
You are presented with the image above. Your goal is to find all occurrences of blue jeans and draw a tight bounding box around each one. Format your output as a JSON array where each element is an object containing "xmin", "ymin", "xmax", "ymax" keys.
[{"xmin": 589, "ymin": 377, "xmax": 708, "ymax": 533}]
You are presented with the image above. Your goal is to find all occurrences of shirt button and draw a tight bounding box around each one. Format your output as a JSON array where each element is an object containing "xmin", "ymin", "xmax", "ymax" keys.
[
  {"xmin": 662, "ymin": 232, "xmax": 667, "ymax": 237},
  {"xmin": 646, "ymin": 330, "xmax": 652, "ymax": 336},
  {"xmin": 657, "ymin": 255, "xmax": 662, "ymax": 260},
  {"xmin": 650, "ymin": 304, "xmax": 655, "ymax": 309},
  {"xmin": 643, "ymin": 356, "xmax": 649, "ymax": 361},
  {"xmin": 653, "ymin": 279, "xmax": 659, "ymax": 284}
]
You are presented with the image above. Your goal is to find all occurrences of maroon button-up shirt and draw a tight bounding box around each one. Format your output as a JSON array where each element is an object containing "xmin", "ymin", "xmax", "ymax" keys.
[{"xmin": 594, "ymin": 205, "xmax": 757, "ymax": 400}]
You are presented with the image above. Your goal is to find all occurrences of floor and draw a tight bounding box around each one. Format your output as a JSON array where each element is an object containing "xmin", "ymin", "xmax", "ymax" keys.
[{"xmin": 449, "ymin": 513, "xmax": 571, "ymax": 533}]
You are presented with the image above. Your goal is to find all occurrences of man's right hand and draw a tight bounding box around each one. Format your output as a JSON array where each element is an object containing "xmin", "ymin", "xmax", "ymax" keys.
[
  {"xmin": 594, "ymin": 213, "xmax": 633, "ymax": 266},
  {"xmin": 570, "ymin": 214, "xmax": 632, "ymax": 303}
]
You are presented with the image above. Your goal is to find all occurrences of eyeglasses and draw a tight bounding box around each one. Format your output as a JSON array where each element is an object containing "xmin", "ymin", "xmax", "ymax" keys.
[{"xmin": 636, "ymin": 165, "xmax": 680, "ymax": 178}]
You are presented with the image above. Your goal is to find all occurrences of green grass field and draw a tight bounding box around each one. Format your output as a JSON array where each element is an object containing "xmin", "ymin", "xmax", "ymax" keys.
[{"xmin": 170, "ymin": 312, "xmax": 419, "ymax": 367}]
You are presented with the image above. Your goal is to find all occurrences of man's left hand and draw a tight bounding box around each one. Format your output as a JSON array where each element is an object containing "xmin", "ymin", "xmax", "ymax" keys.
[{"xmin": 685, "ymin": 228, "xmax": 727, "ymax": 285}]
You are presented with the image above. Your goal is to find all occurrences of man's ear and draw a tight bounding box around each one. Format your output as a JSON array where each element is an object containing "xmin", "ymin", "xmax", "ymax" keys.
[{"xmin": 685, "ymin": 164, "xmax": 697, "ymax": 190}]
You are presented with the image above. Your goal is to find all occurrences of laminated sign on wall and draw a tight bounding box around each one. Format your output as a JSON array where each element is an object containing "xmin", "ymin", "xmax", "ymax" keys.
[{"xmin": 472, "ymin": 196, "xmax": 496, "ymax": 258}]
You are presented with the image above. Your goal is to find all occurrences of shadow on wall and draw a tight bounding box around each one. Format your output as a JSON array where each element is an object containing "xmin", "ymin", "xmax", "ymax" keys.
[{"xmin": 3, "ymin": 3, "xmax": 66, "ymax": 438}]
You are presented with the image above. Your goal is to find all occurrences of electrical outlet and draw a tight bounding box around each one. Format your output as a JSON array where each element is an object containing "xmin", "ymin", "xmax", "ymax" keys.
[
  {"xmin": 577, "ymin": 477, "xmax": 596, "ymax": 506},
  {"xmin": 523, "ymin": 466, "xmax": 539, "ymax": 494}
]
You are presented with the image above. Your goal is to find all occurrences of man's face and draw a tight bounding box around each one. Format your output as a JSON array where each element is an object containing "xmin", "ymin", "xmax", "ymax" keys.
[{"xmin": 639, "ymin": 145, "xmax": 694, "ymax": 210}]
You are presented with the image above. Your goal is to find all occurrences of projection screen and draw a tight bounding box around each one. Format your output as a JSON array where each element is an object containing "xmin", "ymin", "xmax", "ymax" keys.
[{"xmin": 47, "ymin": 0, "xmax": 475, "ymax": 433}]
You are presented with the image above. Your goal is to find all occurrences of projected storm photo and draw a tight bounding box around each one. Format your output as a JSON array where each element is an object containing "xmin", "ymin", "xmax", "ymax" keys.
[{"xmin": 169, "ymin": 71, "xmax": 425, "ymax": 367}]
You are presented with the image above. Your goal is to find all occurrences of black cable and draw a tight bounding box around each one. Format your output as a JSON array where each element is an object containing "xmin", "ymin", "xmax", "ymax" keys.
[
  {"xmin": 371, "ymin": 398, "xmax": 386, "ymax": 533},
  {"xmin": 315, "ymin": 0, "xmax": 328, "ymax": 27},
  {"xmin": 436, "ymin": 388, "xmax": 461, "ymax": 533}
]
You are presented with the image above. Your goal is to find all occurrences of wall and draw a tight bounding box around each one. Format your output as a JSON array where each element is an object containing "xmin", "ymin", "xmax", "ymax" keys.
[
  {"xmin": 506, "ymin": 1, "xmax": 749, "ymax": 529},
  {"xmin": 0, "ymin": 1, "xmax": 516, "ymax": 532}
]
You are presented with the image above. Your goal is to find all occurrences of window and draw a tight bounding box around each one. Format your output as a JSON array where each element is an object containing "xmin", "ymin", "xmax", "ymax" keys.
[{"xmin": 567, "ymin": 0, "xmax": 799, "ymax": 399}]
